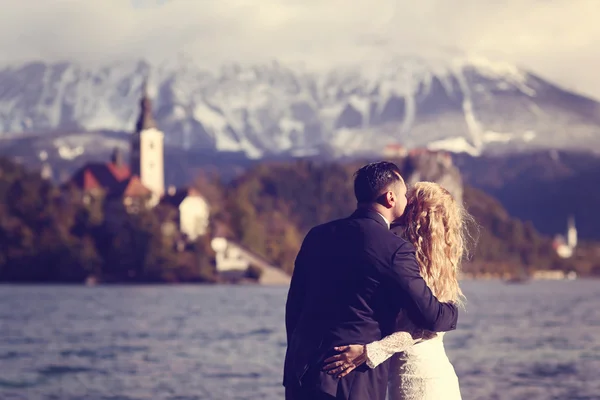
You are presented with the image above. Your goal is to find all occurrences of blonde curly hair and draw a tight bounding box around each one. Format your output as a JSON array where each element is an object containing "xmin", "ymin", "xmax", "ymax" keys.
[{"xmin": 399, "ymin": 182, "xmax": 474, "ymax": 306}]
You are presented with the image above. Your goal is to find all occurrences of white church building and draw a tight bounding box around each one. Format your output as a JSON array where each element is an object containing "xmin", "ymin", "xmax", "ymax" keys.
[
  {"xmin": 68, "ymin": 82, "xmax": 288, "ymax": 283},
  {"xmin": 129, "ymin": 87, "xmax": 165, "ymax": 206},
  {"xmin": 69, "ymin": 82, "xmax": 210, "ymax": 242}
]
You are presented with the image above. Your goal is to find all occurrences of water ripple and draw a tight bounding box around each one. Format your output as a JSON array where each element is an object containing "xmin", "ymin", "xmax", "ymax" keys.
[{"xmin": 0, "ymin": 281, "xmax": 599, "ymax": 399}]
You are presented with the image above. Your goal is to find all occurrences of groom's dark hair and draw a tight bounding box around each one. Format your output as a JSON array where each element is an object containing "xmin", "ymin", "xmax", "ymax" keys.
[{"xmin": 354, "ymin": 161, "xmax": 404, "ymax": 203}]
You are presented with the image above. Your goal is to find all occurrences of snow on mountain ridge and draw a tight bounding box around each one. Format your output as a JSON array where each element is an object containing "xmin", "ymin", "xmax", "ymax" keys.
[{"xmin": 0, "ymin": 56, "xmax": 599, "ymax": 159}]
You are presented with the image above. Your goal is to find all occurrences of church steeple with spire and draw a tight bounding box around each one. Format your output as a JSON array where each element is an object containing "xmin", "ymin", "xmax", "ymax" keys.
[
  {"xmin": 135, "ymin": 79, "xmax": 157, "ymax": 132},
  {"xmin": 130, "ymin": 78, "xmax": 164, "ymax": 205}
]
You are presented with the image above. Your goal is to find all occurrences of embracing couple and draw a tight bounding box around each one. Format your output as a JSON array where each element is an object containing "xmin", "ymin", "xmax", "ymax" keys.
[{"xmin": 284, "ymin": 161, "xmax": 471, "ymax": 400}]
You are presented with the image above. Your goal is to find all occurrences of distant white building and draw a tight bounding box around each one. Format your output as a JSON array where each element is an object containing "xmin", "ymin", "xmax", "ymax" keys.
[
  {"xmin": 162, "ymin": 186, "xmax": 210, "ymax": 241},
  {"xmin": 553, "ymin": 215, "xmax": 578, "ymax": 258},
  {"xmin": 211, "ymin": 237, "xmax": 251, "ymax": 274},
  {"xmin": 532, "ymin": 270, "xmax": 578, "ymax": 280},
  {"xmin": 383, "ymin": 144, "xmax": 408, "ymax": 159},
  {"xmin": 567, "ymin": 215, "xmax": 577, "ymax": 249},
  {"xmin": 39, "ymin": 150, "xmax": 53, "ymax": 180},
  {"xmin": 40, "ymin": 163, "xmax": 53, "ymax": 180},
  {"xmin": 211, "ymin": 237, "xmax": 290, "ymax": 285}
]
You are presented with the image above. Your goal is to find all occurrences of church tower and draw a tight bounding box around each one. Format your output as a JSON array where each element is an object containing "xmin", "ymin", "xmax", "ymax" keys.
[
  {"xmin": 131, "ymin": 80, "xmax": 164, "ymax": 204},
  {"xmin": 567, "ymin": 215, "xmax": 577, "ymax": 249}
]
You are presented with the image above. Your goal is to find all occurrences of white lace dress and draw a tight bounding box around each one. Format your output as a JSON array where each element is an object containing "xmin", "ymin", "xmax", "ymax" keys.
[{"xmin": 366, "ymin": 331, "xmax": 462, "ymax": 400}]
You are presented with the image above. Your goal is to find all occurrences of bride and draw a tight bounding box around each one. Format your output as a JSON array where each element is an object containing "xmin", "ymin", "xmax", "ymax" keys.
[{"xmin": 323, "ymin": 182, "xmax": 473, "ymax": 400}]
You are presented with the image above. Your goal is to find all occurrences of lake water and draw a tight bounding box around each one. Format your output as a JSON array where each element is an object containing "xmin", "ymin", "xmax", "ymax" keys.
[{"xmin": 0, "ymin": 281, "xmax": 599, "ymax": 400}]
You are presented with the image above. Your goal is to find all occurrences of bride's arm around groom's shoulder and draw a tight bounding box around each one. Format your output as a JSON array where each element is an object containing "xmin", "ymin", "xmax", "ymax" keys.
[{"xmin": 386, "ymin": 240, "xmax": 458, "ymax": 332}]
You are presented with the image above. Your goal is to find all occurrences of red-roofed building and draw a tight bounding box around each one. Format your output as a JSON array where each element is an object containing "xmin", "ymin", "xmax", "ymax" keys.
[
  {"xmin": 64, "ymin": 79, "xmax": 211, "ymax": 242},
  {"xmin": 382, "ymin": 144, "xmax": 453, "ymax": 168},
  {"xmin": 70, "ymin": 150, "xmax": 129, "ymax": 191},
  {"xmin": 408, "ymin": 148, "xmax": 437, "ymax": 157},
  {"xmin": 408, "ymin": 148, "xmax": 453, "ymax": 168},
  {"xmin": 383, "ymin": 143, "xmax": 408, "ymax": 158},
  {"xmin": 67, "ymin": 80, "xmax": 164, "ymax": 213},
  {"xmin": 68, "ymin": 148, "xmax": 153, "ymax": 213}
]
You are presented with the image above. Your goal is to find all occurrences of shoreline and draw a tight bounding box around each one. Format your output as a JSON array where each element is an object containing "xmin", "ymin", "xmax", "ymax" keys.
[{"xmin": 1, "ymin": 277, "xmax": 599, "ymax": 286}]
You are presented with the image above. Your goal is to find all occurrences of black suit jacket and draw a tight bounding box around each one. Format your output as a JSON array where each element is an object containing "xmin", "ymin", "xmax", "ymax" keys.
[{"xmin": 283, "ymin": 208, "xmax": 458, "ymax": 396}]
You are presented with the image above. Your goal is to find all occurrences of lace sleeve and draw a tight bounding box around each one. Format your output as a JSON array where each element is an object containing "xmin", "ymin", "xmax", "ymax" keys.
[{"xmin": 365, "ymin": 331, "xmax": 421, "ymax": 368}]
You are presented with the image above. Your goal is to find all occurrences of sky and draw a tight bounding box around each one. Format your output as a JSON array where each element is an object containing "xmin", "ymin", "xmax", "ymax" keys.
[{"xmin": 0, "ymin": 0, "xmax": 599, "ymax": 99}]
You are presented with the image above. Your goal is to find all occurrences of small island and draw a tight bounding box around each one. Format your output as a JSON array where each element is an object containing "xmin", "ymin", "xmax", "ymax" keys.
[{"xmin": 1, "ymin": 83, "xmax": 598, "ymax": 286}]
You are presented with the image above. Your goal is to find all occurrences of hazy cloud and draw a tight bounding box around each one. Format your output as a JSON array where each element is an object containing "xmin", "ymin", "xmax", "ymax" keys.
[{"xmin": 0, "ymin": 0, "xmax": 598, "ymax": 98}]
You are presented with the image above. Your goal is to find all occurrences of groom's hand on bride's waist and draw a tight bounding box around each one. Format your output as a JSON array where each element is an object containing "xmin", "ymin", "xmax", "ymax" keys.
[{"xmin": 322, "ymin": 345, "xmax": 367, "ymax": 378}]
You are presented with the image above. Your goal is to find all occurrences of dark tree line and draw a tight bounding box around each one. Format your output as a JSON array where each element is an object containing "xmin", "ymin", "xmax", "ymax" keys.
[
  {"xmin": 217, "ymin": 160, "xmax": 599, "ymax": 277},
  {"xmin": 0, "ymin": 158, "xmax": 215, "ymax": 283},
  {"xmin": 2, "ymin": 156, "xmax": 597, "ymax": 283}
]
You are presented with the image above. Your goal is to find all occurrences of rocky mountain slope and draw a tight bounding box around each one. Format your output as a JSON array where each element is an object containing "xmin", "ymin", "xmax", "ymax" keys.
[{"xmin": 1, "ymin": 55, "xmax": 599, "ymax": 159}]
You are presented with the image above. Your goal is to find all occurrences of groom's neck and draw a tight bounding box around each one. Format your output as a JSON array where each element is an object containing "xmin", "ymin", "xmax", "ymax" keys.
[{"xmin": 358, "ymin": 204, "xmax": 392, "ymax": 225}]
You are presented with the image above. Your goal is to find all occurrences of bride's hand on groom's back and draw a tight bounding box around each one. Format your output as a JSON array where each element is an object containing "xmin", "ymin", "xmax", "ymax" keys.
[{"xmin": 322, "ymin": 344, "xmax": 367, "ymax": 378}]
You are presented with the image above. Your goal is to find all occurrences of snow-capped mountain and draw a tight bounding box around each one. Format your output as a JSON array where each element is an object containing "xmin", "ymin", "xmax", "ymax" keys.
[{"xmin": 1, "ymin": 55, "xmax": 599, "ymax": 159}]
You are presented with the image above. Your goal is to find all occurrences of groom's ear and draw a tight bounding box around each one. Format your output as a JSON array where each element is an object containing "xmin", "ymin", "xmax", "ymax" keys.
[{"xmin": 383, "ymin": 190, "xmax": 395, "ymax": 208}]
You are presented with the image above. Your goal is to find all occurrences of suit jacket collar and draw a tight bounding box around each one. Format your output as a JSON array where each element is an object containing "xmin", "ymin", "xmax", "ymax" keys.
[{"xmin": 350, "ymin": 208, "xmax": 390, "ymax": 229}]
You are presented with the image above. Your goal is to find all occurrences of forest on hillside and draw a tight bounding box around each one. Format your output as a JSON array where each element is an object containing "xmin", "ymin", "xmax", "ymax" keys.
[
  {"xmin": 207, "ymin": 159, "xmax": 599, "ymax": 278},
  {"xmin": 454, "ymin": 150, "xmax": 600, "ymax": 240},
  {"xmin": 0, "ymin": 158, "xmax": 215, "ymax": 283},
  {"xmin": 1, "ymin": 157, "xmax": 598, "ymax": 283}
]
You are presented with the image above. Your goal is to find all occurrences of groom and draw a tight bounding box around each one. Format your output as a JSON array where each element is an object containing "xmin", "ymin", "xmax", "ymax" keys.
[{"xmin": 283, "ymin": 161, "xmax": 458, "ymax": 400}]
